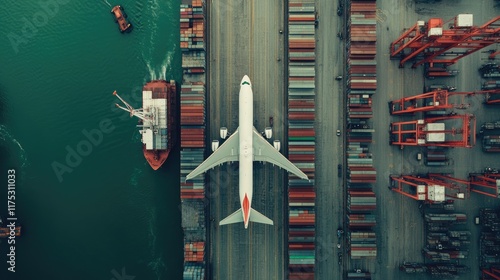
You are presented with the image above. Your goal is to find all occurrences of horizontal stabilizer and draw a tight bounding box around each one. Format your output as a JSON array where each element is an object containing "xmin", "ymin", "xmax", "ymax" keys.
[
  {"xmin": 249, "ymin": 208, "xmax": 273, "ymax": 225},
  {"xmin": 219, "ymin": 209, "xmax": 243, "ymax": 225},
  {"xmin": 219, "ymin": 208, "xmax": 274, "ymax": 227}
]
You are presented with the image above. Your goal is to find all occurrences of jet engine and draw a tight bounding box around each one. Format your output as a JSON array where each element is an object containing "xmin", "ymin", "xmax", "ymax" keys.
[
  {"xmin": 265, "ymin": 127, "xmax": 272, "ymax": 139},
  {"xmin": 273, "ymin": 140, "xmax": 281, "ymax": 151},
  {"xmin": 211, "ymin": 140, "xmax": 220, "ymax": 152},
  {"xmin": 220, "ymin": 127, "xmax": 228, "ymax": 139}
]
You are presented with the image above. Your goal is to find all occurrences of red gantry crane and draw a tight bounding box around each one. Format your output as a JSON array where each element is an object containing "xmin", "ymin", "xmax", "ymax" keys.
[
  {"xmin": 489, "ymin": 49, "xmax": 500, "ymax": 60},
  {"xmin": 427, "ymin": 173, "xmax": 470, "ymax": 199},
  {"xmin": 485, "ymin": 90, "xmax": 500, "ymax": 104},
  {"xmin": 389, "ymin": 90, "xmax": 477, "ymax": 115},
  {"xmin": 482, "ymin": 267, "xmax": 500, "ymax": 280},
  {"xmin": 389, "ymin": 174, "xmax": 468, "ymax": 202},
  {"xmin": 470, "ymin": 172, "xmax": 500, "ymax": 198},
  {"xmin": 390, "ymin": 114, "xmax": 476, "ymax": 148},
  {"xmin": 390, "ymin": 14, "xmax": 500, "ymax": 68}
]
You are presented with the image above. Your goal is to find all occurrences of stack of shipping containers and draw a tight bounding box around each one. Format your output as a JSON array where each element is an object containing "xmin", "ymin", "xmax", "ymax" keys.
[
  {"xmin": 479, "ymin": 63, "xmax": 500, "ymax": 78},
  {"xmin": 184, "ymin": 242, "xmax": 206, "ymax": 278},
  {"xmin": 424, "ymin": 213, "xmax": 469, "ymax": 262},
  {"xmin": 481, "ymin": 121, "xmax": 500, "ymax": 152},
  {"xmin": 482, "ymin": 81, "xmax": 500, "ymax": 90},
  {"xmin": 479, "ymin": 58, "xmax": 499, "ymax": 95},
  {"xmin": 425, "ymin": 213, "xmax": 467, "ymax": 223},
  {"xmin": 426, "ymin": 231, "xmax": 471, "ymax": 250},
  {"xmin": 425, "ymin": 146, "xmax": 448, "ymax": 166},
  {"xmin": 424, "ymin": 64, "xmax": 459, "ymax": 78},
  {"xmin": 346, "ymin": 0, "xmax": 377, "ymax": 262},
  {"xmin": 347, "ymin": 271, "xmax": 373, "ymax": 279},
  {"xmin": 479, "ymin": 208, "xmax": 500, "ymax": 267},
  {"xmin": 180, "ymin": 1, "xmax": 207, "ymax": 279},
  {"xmin": 348, "ymin": 231, "xmax": 377, "ymax": 259},
  {"xmin": 423, "ymin": 248, "xmax": 469, "ymax": 261},
  {"xmin": 483, "ymin": 135, "xmax": 500, "ymax": 152},
  {"xmin": 287, "ymin": 0, "xmax": 316, "ymax": 279},
  {"xmin": 400, "ymin": 263, "xmax": 469, "ymax": 277}
]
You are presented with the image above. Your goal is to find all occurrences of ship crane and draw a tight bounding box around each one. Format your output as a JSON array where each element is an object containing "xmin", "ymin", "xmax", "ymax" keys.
[
  {"xmin": 113, "ymin": 91, "xmax": 157, "ymax": 128},
  {"xmin": 390, "ymin": 14, "xmax": 500, "ymax": 68}
]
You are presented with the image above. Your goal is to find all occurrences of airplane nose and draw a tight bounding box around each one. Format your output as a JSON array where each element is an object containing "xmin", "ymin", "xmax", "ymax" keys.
[{"xmin": 241, "ymin": 75, "xmax": 251, "ymax": 87}]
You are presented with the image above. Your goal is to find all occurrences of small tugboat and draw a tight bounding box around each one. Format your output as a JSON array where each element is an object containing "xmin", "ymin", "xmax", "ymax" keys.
[{"xmin": 111, "ymin": 5, "xmax": 132, "ymax": 33}]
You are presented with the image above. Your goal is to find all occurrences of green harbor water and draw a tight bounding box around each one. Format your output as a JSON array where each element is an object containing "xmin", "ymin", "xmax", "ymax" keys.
[{"xmin": 0, "ymin": 0, "xmax": 184, "ymax": 279}]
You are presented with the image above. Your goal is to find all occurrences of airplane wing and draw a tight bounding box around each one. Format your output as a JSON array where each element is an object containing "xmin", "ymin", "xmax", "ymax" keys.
[
  {"xmin": 185, "ymin": 129, "xmax": 240, "ymax": 181},
  {"xmin": 252, "ymin": 128, "xmax": 309, "ymax": 180}
]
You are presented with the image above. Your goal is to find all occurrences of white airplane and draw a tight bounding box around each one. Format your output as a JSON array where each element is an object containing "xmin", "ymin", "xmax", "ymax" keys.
[{"xmin": 185, "ymin": 75, "xmax": 309, "ymax": 229}]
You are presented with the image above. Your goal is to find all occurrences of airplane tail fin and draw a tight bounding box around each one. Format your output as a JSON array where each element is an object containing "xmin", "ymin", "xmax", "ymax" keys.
[
  {"xmin": 250, "ymin": 208, "xmax": 274, "ymax": 225},
  {"xmin": 219, "ymin": 208, "xmax": 274, "ymax": 226}
]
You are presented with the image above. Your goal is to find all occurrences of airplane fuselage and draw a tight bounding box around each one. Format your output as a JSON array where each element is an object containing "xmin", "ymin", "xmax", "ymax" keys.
[
  {"xmin": 185, "ymin": 75, "xmax": 308, "ymax": 229},
  {"xmin": 239, "ymin": 76, "xmax": 253, "ymax": 229}
]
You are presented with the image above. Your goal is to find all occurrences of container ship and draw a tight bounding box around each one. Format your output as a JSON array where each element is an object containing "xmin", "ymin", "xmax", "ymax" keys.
[{"xmin": 114, "ymin": 80, "xmax": 177, "ymax": 170}]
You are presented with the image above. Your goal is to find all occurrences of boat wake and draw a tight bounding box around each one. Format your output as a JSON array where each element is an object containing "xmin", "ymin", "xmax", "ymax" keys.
[
  {"xmin": 148, "ymin": 255, "xmax": 166, "ymax": 280},
  {"xmin": 158, "ymin": 51, "xmax": 173, "ymax": 80},
  {"xmin": 146, "ymin": 208, "xmax": 166, "ymax": 279},
  {"xmin": 146, "ymin": 62, "xmax": 157, "ymax": 81},
  {"xmin": 141, "ymin": 0, "xmax": 170, "ymax": 81},
  {"xmin": 148, "ymin": 0, "xmax": 161, "ymax": 22},
  {"xmin": 127, "ymin": 170, "xmax": 165, "ymax": 279},
  {"xmin": 145, "ymin": 51, "xmax": 173, "ymax": 81},
  {"xmin": 102, "ymin": 0, "xmax": 112, "ymax": 7},
  {"xmin": 0, "ymin": 125, "xmax": 28, "ymax": 168},
  {"xmin": 129, "ymin": 167, "xmax": 143, "ymax": 187},
  {"xmin": 142, "ymin": 0, "xmax": 160, "ymax": 53}
]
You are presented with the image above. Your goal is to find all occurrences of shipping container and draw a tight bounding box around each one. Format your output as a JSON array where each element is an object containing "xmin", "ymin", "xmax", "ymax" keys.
[
  {"xmin": 180, "ymin": 2, "xmax": 207, "ymax": 279},
  {"xmin": 288, "ymin": 2, "xmax": 316, "ymax": 278}
]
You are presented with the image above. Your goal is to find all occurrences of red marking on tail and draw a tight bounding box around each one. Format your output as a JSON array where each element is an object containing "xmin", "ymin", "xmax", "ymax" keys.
[{"xmin": 243, "ymin": 193, "xmax": 250, "ymax": 225}]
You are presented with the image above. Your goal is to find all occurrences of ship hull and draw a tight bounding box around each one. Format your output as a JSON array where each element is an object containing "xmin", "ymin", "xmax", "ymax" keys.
[
  {"xmin": 142, "ymin": 80, "xmax": 177, "ymax": 170},
  {"xmin": 144, "ymin": 147, "xmax": 171, "ymax": 170}
]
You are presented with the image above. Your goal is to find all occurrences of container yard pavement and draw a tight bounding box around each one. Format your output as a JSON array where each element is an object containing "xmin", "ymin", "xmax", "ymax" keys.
[
  {"xmin": 371, "ymin": 0, "xmax": 500, "ymax": 279},
  {"xmin": 312, "ymin": 0, "xmax": 500, "ymax": 279},
  {"xmin": 207, "ymin": 0, "xmax": 286, "ymax": 280},
  {"xmin": 200, "ymin": 0, "xmax": 500, "ymax": 280},
  {"xmin": 314, "ymin": 0, "xmax": 345, "ymax": 279}
]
